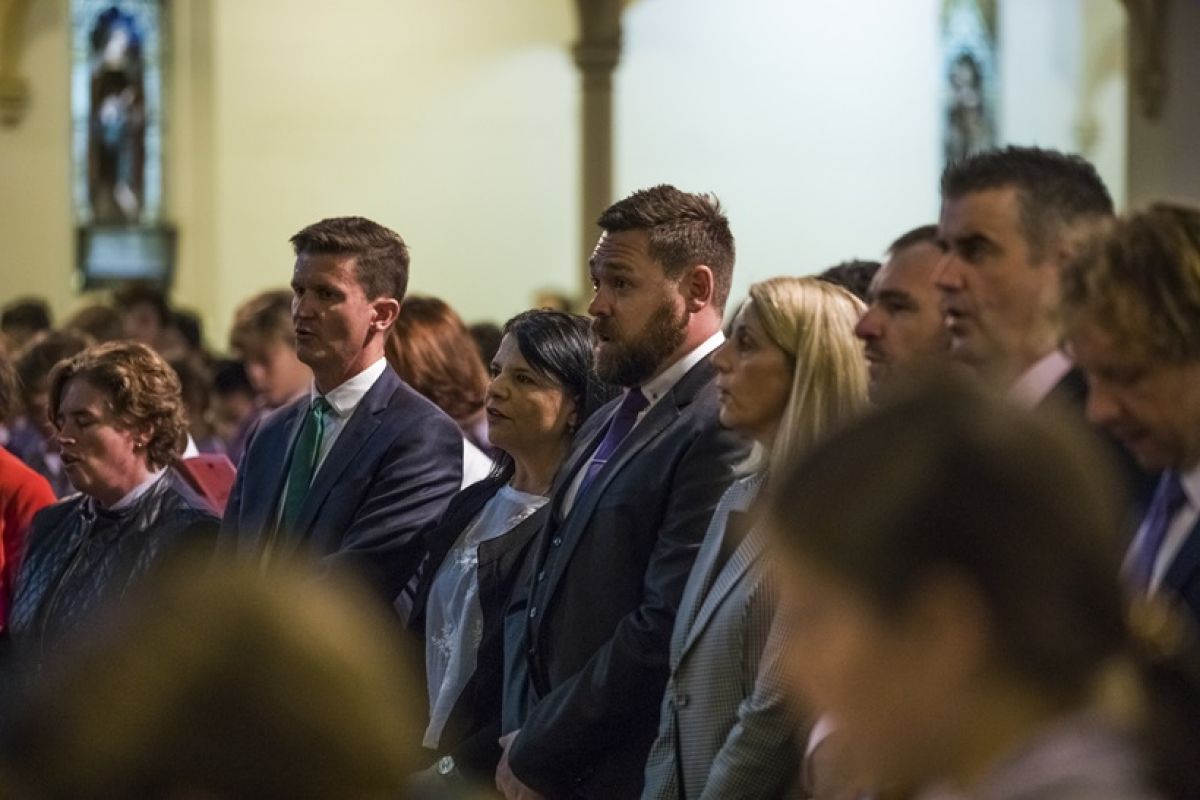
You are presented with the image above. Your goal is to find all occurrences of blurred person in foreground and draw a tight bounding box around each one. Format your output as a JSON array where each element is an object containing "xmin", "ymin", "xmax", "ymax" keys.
[
  {"xmin": 5, "ymin": 342, "xmax": 219, "ymax": 668},
  {"xmin": 643, "ymin": 276, "xmax": 869, "ymax": 799},
  {"xmin": 0, "ymin": 557, "xmax": 427, "ymax": 799},
  {"xmin": 387, "ymin": 295, "xmax": 496, "ymax": 485},
  {"xmin": 1063, "ymin": 203, "xmax": 1200, "ymax": 627},
  {"xmin": 854, "ymin": 225, "xmax": 951, "ymax": 401},
  {"xmin": 768, "ymin": 381, "xmax": 1200, "ymax": 799},
  {"xmin": 0, "ymin": 352, "xmax": 55, "ymax": 635},
  {"xmin": 407, "ymin": 309, "xmax": 612, "ymax": 788}
]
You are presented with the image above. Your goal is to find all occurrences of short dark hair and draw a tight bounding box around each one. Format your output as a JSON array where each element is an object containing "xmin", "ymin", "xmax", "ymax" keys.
[
  {"xmin": 488, "ymin": 309, "xmax": 618, "ymax": 480},
  {"xmin": 15, "ymin": 330, "xmax": 92, "ymax": 405},
  {"xmin": 503, "ymin": 308, "xmax": 615, "ymax": 426},
  {"xmin": 64, "ymin": 304, "xmax": 126, "ymax": 344},
  {"xmin": 290, "ymin": 217, "xmax": 410, "ymax": 303},
  {"xmin": 0, "ymin": 351, "xmax": 16, "ymax": 424},
  {"xmin": 941, "ymin": 145, "xmax": 1114, "ymax": 261},
  {"xmin": 385, "ymin": 296, "xmax": 487, "ymax": 421},
  {"xmin": 49, "ymin": 342, "xmax": 188, "ymax": 470},
  {"xmin": 230, "ymin": 290, "xmax": 295, "ymax": 352},
  {"xmin": 816, "ymin": 260, "xmax": 881, "ymax": 302},
  {"xmin": 1, "ymin": 298, "xmax": 52, "ymax": 334},
  {"xmin": 212, "ymin": 359, "xmax": 254, "ymax": 399},
  {"xmin": 887, "ymin": 224, "xmax": 943, "ymax": 257},
  {"xmin": 1062, "ymin": 203, "xmax": 1200, "ymax": 363},
  {"xmin": 597, "ymin": 185, "xmax": 735, "ymax": 312},
  {"xmin": 113, "ymin": 284, "xmax": 170, "ymax": 327},
  {"xmin": 168, "ymin": 310, "xmax": 204, "ymax": 353}
]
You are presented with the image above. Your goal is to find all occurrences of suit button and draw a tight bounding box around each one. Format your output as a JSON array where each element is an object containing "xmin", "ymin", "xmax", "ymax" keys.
[
  {"xmin": 537, "ymin": 570, "xmax": 545, "ymax": 582},
  {"xmin": 529, "ymin": 607, "xmax": 537, "ymax": 619},
  {"xmin": 552, "ymin": 537, "xmax": 563, "ymax": 547},
  {"xmin": 677, "ymin": 693, "xmax": 690, "ymax": 707},
  {"xmin": 528, "ymin": 646, "xmax": 537, "ymax": 657}
]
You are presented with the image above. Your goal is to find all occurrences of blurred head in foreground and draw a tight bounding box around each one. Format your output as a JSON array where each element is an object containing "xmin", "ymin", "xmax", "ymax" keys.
[
  {"xmin": 0, "ymin": 557, "xmax": 423, "ymax": 799},
  {"xmin": 767, "ymin": 380, "xmax": 1200, "ymax": 797}
]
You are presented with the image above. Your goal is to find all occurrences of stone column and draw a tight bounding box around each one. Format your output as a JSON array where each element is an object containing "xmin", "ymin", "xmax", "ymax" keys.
[
  {"xmin": 572, "ymin": 0, "xmax": 623, "ymax": 296},
  {"xmin": 0, "ymin": 0, "xmax": 35, "ymax": 126},
  {"xmin": 1125, "ymin": 0, "xmax": 1200, "ymax": 204}
]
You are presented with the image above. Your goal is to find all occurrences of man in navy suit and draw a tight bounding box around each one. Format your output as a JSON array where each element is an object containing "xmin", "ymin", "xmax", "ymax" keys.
[
  {"xmin": 496, "ymin": 186, "xmax": 749, "ymax": 799},
  {"xmin": 1063, "ymin": 203, "xmax": 1200, "ymax": 625},
  {"xmin": 221, "ymin": 216, "xmax": 462, "ymax": 600}
]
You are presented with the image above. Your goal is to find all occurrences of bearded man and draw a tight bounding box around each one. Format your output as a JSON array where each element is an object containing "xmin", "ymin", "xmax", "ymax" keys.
[{"xmin": 495, "ymin": 185, "xmax": 750, "ymax": 799}]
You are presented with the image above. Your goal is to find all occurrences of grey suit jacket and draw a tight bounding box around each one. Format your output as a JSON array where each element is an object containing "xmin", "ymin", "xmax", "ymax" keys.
[{"xmin": 643, "ymin": 473, "xmax": 800, "ymax": 800}]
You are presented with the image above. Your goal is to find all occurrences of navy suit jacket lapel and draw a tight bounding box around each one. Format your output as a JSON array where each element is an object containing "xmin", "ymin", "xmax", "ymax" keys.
[
  {"xmin": 536, "ymin": 358, "xmax": 716, "ymax": 620},
  {"xmin": 242, "ymin": 401, "xmax": 305, "ymax": 554},
  {"xmin": 291, "ymin": 369, "xmax": 398, "ymax": 540}
]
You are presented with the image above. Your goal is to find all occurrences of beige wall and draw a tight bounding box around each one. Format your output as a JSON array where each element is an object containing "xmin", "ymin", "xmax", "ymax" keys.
[{"xmin": 0, "ymin": 1, "xmax": 1143, "ymax": 351}]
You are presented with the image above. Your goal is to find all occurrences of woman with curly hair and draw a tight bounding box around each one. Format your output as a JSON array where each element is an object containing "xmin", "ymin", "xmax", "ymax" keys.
[{"xmin": 6, "ymin": 342, "xmax": 219, "ymax": 665}]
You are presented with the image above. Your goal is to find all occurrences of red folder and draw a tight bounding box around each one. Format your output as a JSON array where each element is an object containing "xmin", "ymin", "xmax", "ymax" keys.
[{"xmin": 177, "ymin": 454, "xmax": 237, "ymax": 515}]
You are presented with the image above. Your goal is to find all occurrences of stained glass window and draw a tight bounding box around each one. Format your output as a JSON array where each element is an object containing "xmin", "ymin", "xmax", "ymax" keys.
[
  {"xmin": 71, "ymin": 0, "xmax": 171, "ymax": 287},
  {"xmin": 941, "ymin": 0, "xmax": 999, "ymax": 166}
]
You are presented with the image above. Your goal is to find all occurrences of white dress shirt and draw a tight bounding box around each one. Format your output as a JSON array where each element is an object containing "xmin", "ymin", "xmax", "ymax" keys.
[
  {"xmin": 275, "ymin": 358, "xmax": 388, "ymax": 525},
  {"xmin": 1009, "ymin": 349, "xmax": 1074, "ymax": 409},
  {"xmin": 310, "ymin": 357, "xmax": 388, "ymax": 474},
  {"xmin": 561, "ymin": 331, "xmax": 724, "ymax": 515}
]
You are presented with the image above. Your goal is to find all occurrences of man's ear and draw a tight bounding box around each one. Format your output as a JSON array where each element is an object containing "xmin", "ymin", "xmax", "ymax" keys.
[
  {"xmin": 682, "ymin": 265, "xmax": 716, "ymax": 313},
  {"xmin": 371, "ymin": 297, "xmax": 402, "ymax": 331}
]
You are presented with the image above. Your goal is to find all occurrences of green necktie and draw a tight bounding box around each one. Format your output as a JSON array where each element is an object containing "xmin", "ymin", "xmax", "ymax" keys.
[{"xmin": 280, "ymin": 396, "xmax": 329, "ymax": 533}]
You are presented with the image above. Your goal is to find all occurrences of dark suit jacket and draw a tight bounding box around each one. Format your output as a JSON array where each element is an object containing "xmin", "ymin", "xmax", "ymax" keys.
[
  {"xmin": 1156, "ymin": 485, "xmax": 1200, "ymax": 627},
  {"xmin": 409, "ymin": 475, "xmax": 547, "ymax": 779},
  {"xmin": 508, "ymin": 356, "xmax": 750, "ymax": 799},
  {"xmin": 221, "ymin": 365, "xmax": 462, "ymax": 599}
]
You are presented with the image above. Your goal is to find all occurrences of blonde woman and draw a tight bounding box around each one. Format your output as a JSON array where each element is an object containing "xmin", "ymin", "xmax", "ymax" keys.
[{"xmin": 642, "ymin": 277, "xmax": 869, "ymax": 800}]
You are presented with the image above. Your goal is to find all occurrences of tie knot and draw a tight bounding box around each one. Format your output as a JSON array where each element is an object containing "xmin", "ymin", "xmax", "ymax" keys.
[
  {"xmin": 311, "ymin": 396, "xmax": 331, "ymax": 418},
  {"xmin": 620, "ymin": 387, "xmax": 649, "ymax": 416}
]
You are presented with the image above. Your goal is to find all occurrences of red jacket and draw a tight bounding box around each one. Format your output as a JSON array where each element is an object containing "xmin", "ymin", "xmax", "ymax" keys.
[{"xmin": 0, "ymin": 446, "xmax": 56, "ymax": 631}]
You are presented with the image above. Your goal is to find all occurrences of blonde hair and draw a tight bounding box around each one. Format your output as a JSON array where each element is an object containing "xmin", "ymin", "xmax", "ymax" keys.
[{"xmin": 743, "ymin": 276, "xmax": 869, "ymax": 471}]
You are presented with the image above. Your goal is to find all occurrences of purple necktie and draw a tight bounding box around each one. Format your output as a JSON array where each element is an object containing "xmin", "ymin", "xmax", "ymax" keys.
[
  {"xmin": 1128, "ymin": 471, "xmax": 1188, "ymax": 592},
  {"xmin": 576, "ymin": 388, "xmax": 649, "ymax": 501}
]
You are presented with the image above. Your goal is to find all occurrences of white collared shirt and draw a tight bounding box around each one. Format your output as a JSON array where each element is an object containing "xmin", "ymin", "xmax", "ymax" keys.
[
  {"xmin": 1009, "ymin": 349, "xmax": 1074, "ymax": 409},
  {"xmin": 561, "ymin": 331, "xmax": 725, "ymax": 514},
  {"xmin": 1133, "ymin": 463, "xmax": 1200, "ymax": 592},
  {"xmin": 108, "ymin": 469, "xmax": 167, "ymax": 511},
  {"xmin": 310, "ymin": 357, "xmax": 387, "ymax": 474}
]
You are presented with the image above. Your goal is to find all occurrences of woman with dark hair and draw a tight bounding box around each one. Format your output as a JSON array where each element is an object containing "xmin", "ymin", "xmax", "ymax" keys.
[
  {"xmin": 406, "ymin": 309, "xmax": 612, "ymax": 787},
  {"xmin": 6, "ymin": 342, "xmax": 219, "ymax": 666},
  {"xmin": 768, "ymin": 382, "xmax": 1200, "ymax": 800},
  {"xmin": 386, "ymin": 296, "xmax": 495, "ymax": 486}
]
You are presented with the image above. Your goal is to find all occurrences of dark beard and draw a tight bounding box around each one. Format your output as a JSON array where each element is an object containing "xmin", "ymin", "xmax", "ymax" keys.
[{"xmin": 593, "ymin": 300, "xmax": 688, "ymax": 387}]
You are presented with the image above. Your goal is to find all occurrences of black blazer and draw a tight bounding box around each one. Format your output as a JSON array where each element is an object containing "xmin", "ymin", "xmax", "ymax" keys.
[
  {"xmin": 220, "ymin": 365, "xmax": 463, "ymax": 600},
  {"xmin": 408, "ymin": 475, "xmax": 547, "ymax": 779},
  {"xmin": 1162, "ymin": 511, "xmax": 1200, "ymax": 627},
  {"xmin": 507, "ymin": 356, "xmax": 750, "ymax": 799}
]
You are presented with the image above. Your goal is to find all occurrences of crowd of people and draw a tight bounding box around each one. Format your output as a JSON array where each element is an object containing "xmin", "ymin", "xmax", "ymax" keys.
[{"xmin": 0, "ymin": 144, "xmax": 1198, "ymax": 799}]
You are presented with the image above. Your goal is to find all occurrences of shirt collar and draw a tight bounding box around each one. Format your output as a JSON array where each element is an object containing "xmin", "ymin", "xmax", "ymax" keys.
[
  {"xmin": 108, "ymin": 468, "xmax": 167, "ymax": 511},
  {"xmin": 1009, "ymin": 349, "xmax": 1074, "ymax": 409},
  {"xmin": 311, "ymin": 358, "xmax": 387, "ymax": 418},
  {"xmin": 640, "ymin": 331, "xmax": 724, "ymax": 405}
]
